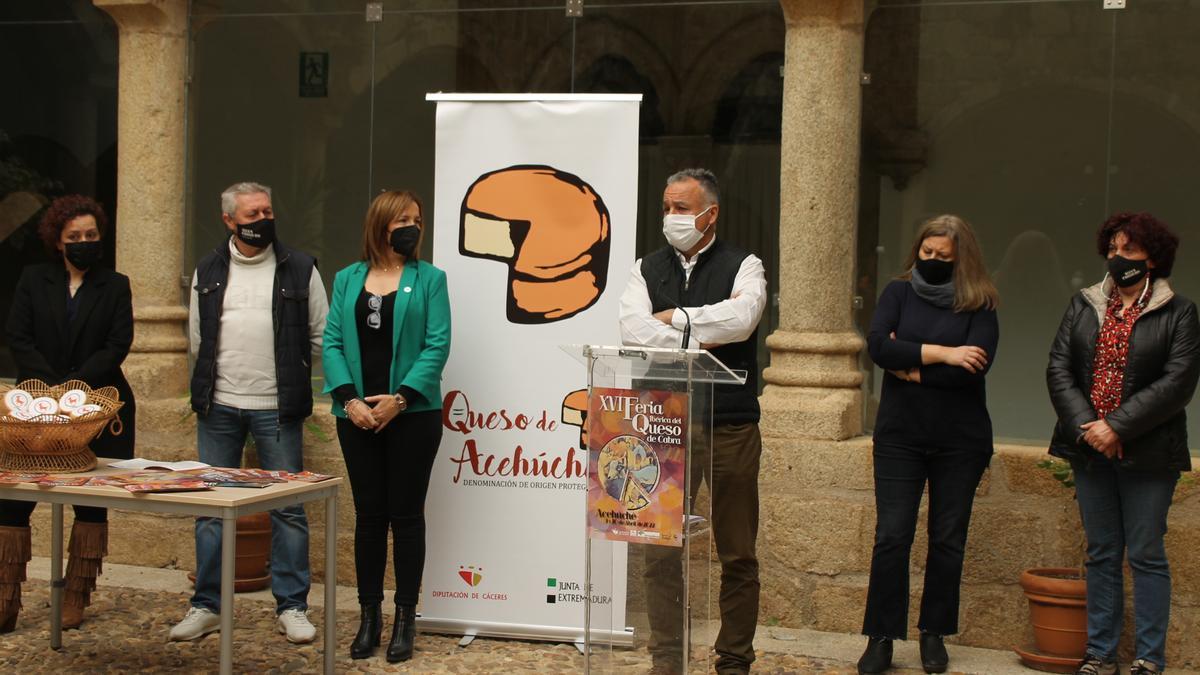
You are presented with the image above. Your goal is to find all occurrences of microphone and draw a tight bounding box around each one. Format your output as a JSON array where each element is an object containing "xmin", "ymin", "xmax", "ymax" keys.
[{"xmin": 656, "ymin": 277, "xmax": 693, "ymax": 350}]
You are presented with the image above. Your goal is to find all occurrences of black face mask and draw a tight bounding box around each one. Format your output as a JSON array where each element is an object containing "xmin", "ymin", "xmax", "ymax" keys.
[
  {"xmin": 64, "ymin": 241, "xmax": 103, "ymax": 270},
  {"xmin": 1107, "ymin": 255, "xmax": 1149, "ymax": 288},
  {"xmin": 915, "ymin": 257, "xmax": 954, "ymax": 285},
  {"xmin": 234, "ymin": 217, "xmax": 276, "ymax": 247},
  {"xmin": 390, "ymin": 226, "xmax": 420, "ymax": 258}
]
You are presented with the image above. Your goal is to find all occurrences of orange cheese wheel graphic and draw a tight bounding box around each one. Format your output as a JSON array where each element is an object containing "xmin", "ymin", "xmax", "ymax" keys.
[
  {"xmin": 459, "ymin": 165, "xmax": 611, "ymax": 323},
  {"xmin": 561, "ymin": 389, "xmax": 589, "ymax": 449}
]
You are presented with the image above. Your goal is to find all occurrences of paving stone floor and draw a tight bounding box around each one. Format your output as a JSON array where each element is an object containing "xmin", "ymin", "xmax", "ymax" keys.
[{"xmin": 0, "ymin": 585, "xmax": 935, "ymax": 674}]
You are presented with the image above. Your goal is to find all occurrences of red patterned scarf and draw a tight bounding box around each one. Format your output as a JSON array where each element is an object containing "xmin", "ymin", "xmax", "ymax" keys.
[{"xmin": 1089, "ymin": 283, "xmax": 1151, "ymax": 418}]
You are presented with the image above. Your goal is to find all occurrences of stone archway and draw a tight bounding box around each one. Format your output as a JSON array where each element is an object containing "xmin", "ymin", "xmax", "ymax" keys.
[{"xmin": 675, "ymin": 12, "xmax": 786, "ymax": 137}]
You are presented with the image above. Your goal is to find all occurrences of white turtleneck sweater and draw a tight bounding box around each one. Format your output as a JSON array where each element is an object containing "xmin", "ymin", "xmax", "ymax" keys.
[{"xmin": 188, "ymin": 239, "xmax": 328, "ymax": 411}]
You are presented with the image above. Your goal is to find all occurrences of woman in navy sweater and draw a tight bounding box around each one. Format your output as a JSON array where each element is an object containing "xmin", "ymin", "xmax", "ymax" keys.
[{"xmin": 857, "ymin": 215, "xmax": 1000, "ymax": 675}]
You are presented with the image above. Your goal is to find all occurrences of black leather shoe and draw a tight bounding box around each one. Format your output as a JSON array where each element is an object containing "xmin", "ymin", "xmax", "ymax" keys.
[
  {"xmin": 919, "ymin": 632, "xmax": 948, "ymax": 673},
  {"xmin": 349, "ymin": 604, "xmax": 382, "ymax": 659},
  {"xmin": 386, "ymin": 604, "xmax": 417, "ymax": 663},
  {"xmin": 857, "ymin": 636, "xmax": 893, "ymax": 674}
]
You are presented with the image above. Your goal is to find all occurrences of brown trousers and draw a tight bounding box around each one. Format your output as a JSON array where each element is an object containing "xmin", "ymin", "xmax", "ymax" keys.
[{"xmin": 643, "ymin": 421, "xmax": 762, "ymax": 673}]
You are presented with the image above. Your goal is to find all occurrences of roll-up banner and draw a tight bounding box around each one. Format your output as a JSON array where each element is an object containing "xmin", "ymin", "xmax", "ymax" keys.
[{"xmin": 423, "ymin": 93, "xmax": 641, "ymax": 644}]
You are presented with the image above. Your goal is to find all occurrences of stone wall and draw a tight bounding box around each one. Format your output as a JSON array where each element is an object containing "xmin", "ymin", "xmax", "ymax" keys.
[
  {"xmin": 29, "ymin": 419, "xmax": 1200, "ymax": 667},
  {"xmin": 756, "ymin": 437, "xmax": 1200, "ymax": 668}
]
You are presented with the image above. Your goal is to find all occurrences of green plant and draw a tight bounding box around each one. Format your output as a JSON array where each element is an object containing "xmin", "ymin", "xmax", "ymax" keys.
[
  {"xmin": 305, "ymin": 419, "xmax": 331, "ymax": 444},
  {"xmin": 1037, "ymin": 458, "xmax": 1074, "ymax": 488},
  {"xmin": 176, "ymin": 391, "xmax": 195, "ymax": 426},
  {"xmin": 1035, "ymin": 458, "xmax": 1085, "ymax": 576}
]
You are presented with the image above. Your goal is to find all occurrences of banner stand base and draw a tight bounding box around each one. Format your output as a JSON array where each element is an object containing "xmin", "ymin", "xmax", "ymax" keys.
[{"xmin": 418, "ymin": 615, "xmax": 635, "ymax": 648}]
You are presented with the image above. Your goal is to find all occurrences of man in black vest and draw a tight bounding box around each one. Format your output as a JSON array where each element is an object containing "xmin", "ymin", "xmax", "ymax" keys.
[
  {"xmin": 619, "ymin": 168, "xmax": 767, "ymax": 674},
  {"xmin": 171, "ymin": 182, "xmax": 329, "ymax": 644}
]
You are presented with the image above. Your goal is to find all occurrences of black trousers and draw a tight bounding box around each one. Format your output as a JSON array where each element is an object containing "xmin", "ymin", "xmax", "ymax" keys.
[
  {"xmin": 0, "ymin": 405, "xmax": 135, "ymax": 527},
  {"xmin": 336, "ymin": 410, "xmax": 441, "ymax": 607},
  {"xmin": 862, "ymin": 441, "xmax": 991, "ymax": 638}
]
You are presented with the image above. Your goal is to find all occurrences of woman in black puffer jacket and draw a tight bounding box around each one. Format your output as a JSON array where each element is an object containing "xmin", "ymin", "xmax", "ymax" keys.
[{"xmin": 1046, "ymin": 212, "xmax": 1200, "ymax": 675}]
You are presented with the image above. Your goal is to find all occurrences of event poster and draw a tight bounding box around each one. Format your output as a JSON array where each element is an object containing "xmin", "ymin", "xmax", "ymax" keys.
[
  {"xmin": 587, "ymin": 386, "xmax": 687, "ymax": 547},
  {"xmin": 423, "ymin": 94, "xmax": 639, "ymax": 644}
]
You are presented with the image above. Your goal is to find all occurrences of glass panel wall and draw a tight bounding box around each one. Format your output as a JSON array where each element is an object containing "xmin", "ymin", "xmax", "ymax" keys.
[
  {"xmin": 187, "ymin": 3, "xmax": 373, "ymax": 274},
  {"xmin": 0, "ymin": 1, "xmax": 118, "ymax": 379},
  {"xmin": 858, "ymin": 0, "xmax": 1200, "ymax": 446},
  {"xmin": 186, "ymin": 1, "xmax": 783, "ymax": 390},
  {"xmin": 580, "ymin": 3, "xmax": 784, "ymax": 381}
]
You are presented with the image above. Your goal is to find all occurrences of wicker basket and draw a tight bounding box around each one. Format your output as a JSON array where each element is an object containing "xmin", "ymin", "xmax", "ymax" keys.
[{"xmin": 0, "ymin": 379, "xmax": 125, "ymax": 473}]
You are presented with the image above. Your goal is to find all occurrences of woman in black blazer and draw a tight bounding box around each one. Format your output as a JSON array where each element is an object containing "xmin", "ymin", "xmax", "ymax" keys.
[{"xmin": 0, "ymin": 195, "xmax": 135, "ymax": 633}]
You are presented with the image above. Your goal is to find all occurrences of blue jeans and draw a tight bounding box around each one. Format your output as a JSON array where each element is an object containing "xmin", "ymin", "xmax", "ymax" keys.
[
  {"xmin": 191, "ymin": 403, "xmax": 310, "ymax": 614},
  {"xmin": 1071, "ymin": 457, "xmax": 1178, "ymax": 669}
]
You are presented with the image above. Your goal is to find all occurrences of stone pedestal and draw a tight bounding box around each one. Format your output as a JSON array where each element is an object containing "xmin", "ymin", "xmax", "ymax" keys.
[
  {"xmin": 94, "ymin": 0, "xmax": 190, "ymax": 401},
  {"xmin": 762, "ymin": 0, "xmax": 867, "ymax": 441}
]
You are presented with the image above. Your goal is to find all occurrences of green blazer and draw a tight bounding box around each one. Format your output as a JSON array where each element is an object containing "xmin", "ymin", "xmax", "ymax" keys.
[{"xmin": 322, "ymin": 259, "xmax": 451, "ymax": 417}]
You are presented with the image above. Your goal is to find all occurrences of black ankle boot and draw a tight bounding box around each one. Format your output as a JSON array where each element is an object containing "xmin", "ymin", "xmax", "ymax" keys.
[
  {"xmin": 919, "ymin": 632, "xmax": 948, "ymax": 673},
  {"xmin": 857, "ymin": 636, "xmax": 893, "ymax": 674},
  {"xmin": 350, "ymin": 604, "xmax": 382, "ymax": 659},
  {"xmin": 386, "ymin": 604, "xmax": 417, "ymax": 663}
]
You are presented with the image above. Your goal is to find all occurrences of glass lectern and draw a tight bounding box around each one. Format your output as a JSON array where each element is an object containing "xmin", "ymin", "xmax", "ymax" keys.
[{"xmin": 561, "ymin": 345, "xmax": 747, "ymax": 674}]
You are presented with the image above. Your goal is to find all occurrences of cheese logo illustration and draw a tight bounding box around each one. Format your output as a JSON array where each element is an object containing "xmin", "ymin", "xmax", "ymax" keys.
[
  {"xmin": 459, "ymin": 165, "xmax": 611, "ymax": 323},
  {"xmin": 561, "ymin": 389, "xmax": 589, "ymax": 449}
]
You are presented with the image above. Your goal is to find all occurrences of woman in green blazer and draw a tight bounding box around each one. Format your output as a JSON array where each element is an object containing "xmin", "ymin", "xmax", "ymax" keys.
[{"xmin": 322, "ymin": 190, "xmax": 450, "ymax": 663}]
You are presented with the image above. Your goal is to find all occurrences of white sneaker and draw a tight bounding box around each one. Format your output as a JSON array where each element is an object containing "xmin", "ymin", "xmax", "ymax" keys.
[
  {"xmin": 169, "ymin": 606, "xmax": 220, "ymax": 641},
  {"xmin": 277, "ymin": 608, "xmax": 316, "ymax": 644}
]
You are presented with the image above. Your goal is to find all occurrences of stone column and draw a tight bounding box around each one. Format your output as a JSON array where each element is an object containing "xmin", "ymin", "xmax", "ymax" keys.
[
  {"xmin": 94, "ymin": 0, "xmax": 190, "ymax": 405},
  {"xmin": 761, "ymin": 0, "xmax": 866, "ymax": 441}
]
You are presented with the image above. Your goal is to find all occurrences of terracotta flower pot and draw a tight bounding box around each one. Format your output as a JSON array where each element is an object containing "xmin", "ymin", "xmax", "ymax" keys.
[
  {"xmin": 188, "ymin": 512, "xmax": 272, "ymax": 593},
  {"xmin": 1016, "ymin": 567, "xmax": 1087, "ymax": 671}
]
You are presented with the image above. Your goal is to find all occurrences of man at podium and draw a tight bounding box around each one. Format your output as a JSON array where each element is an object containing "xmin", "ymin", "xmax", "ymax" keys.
[{"xmin": 618, "ymin": 168, "xmax": 768, "ymax": 674}]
